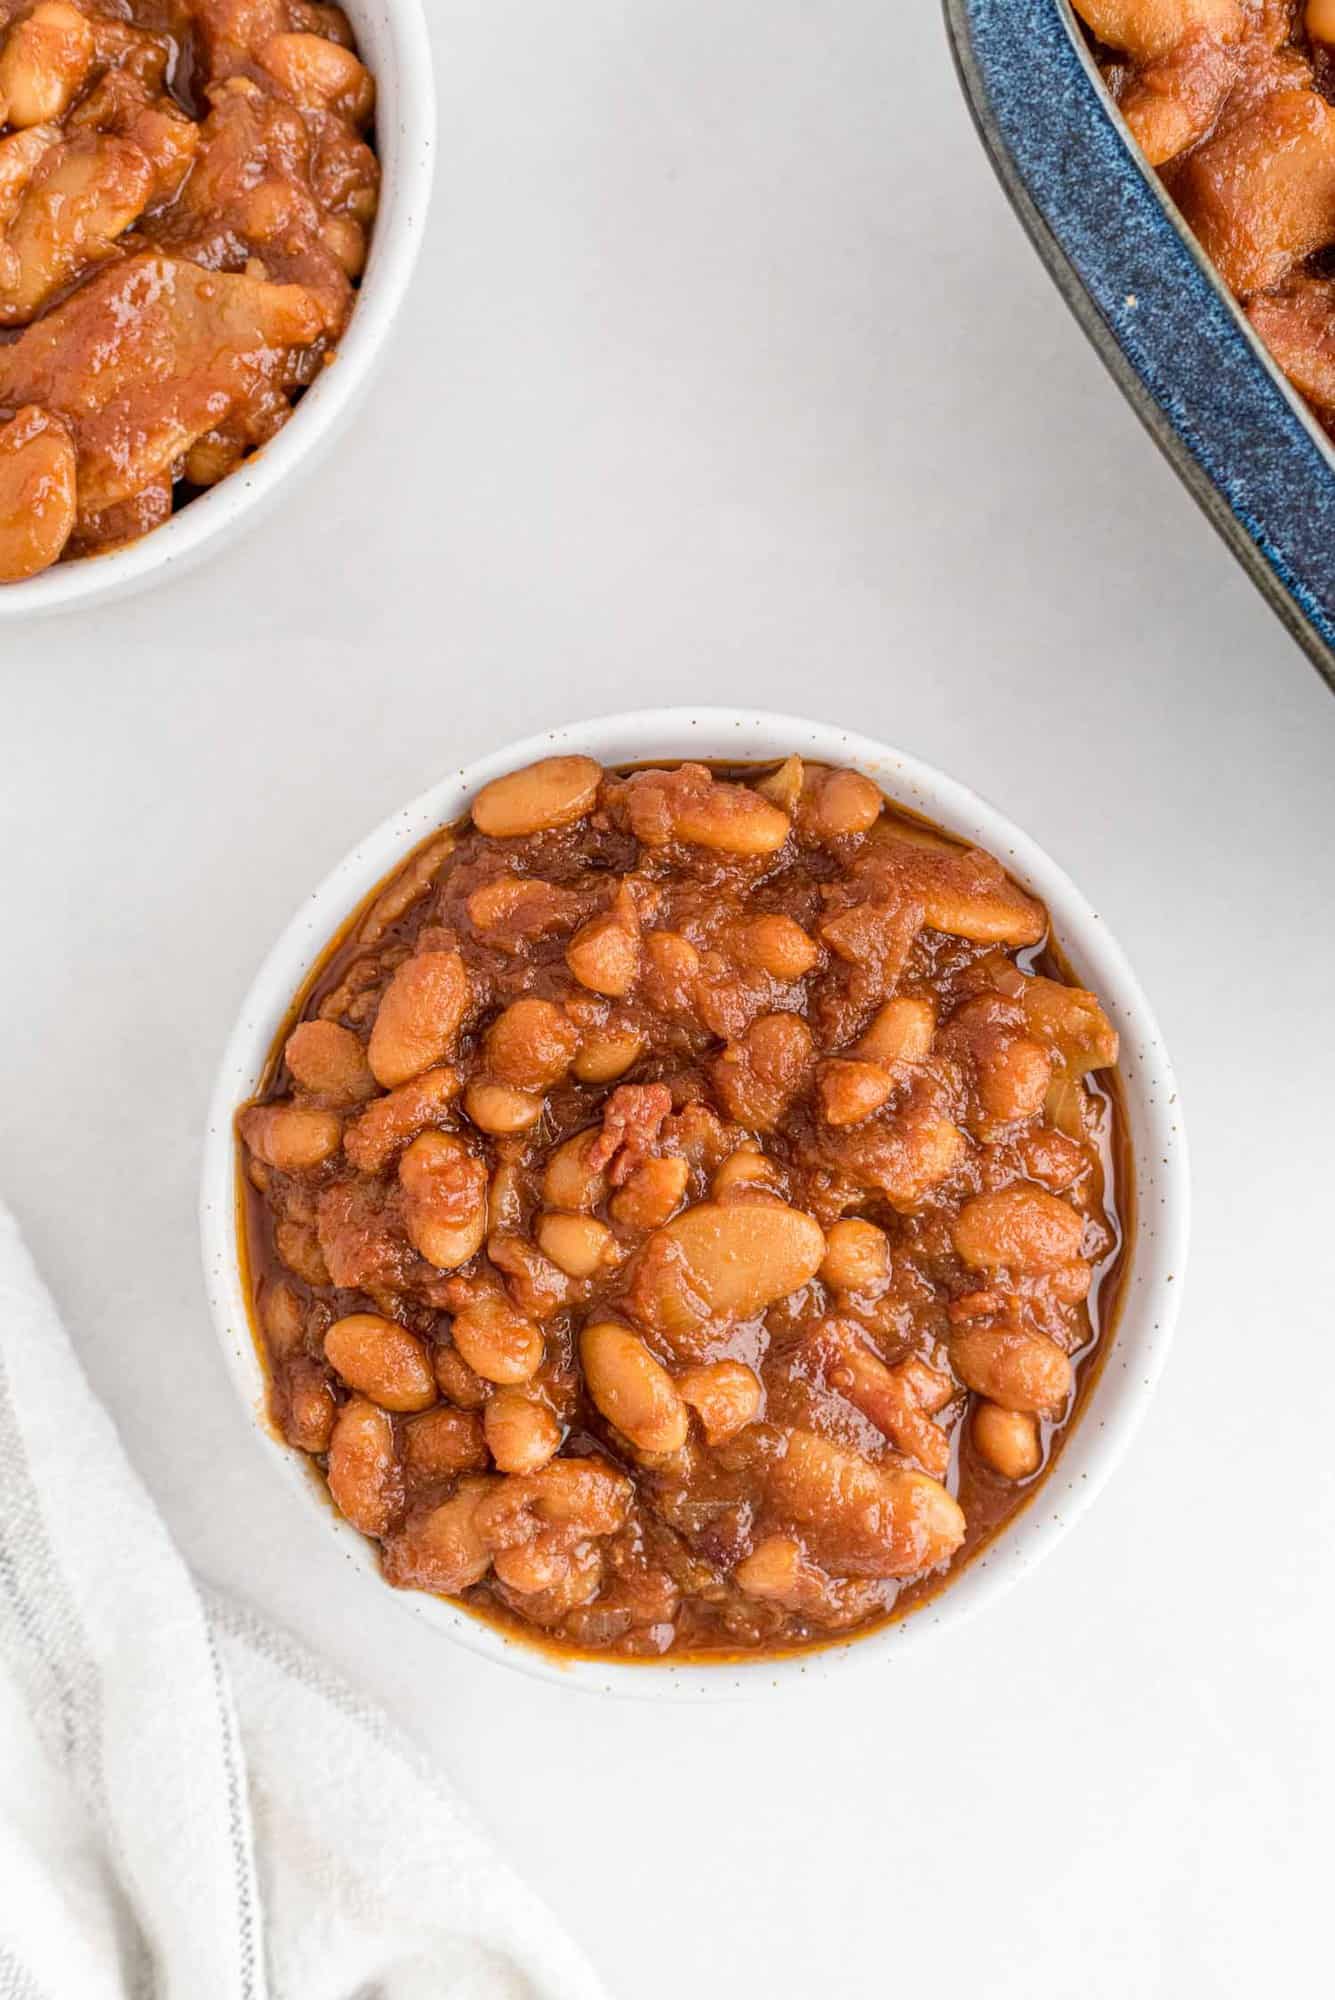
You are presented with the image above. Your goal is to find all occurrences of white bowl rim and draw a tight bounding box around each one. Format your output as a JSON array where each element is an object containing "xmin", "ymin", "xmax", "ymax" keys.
[
  {"xmin": 0, "ymin": 0, "xmax": 436, "ymax": 619},
  {"xmin": 200, "ymin": 706, "xmax": 1190, "ymax": 1702}
]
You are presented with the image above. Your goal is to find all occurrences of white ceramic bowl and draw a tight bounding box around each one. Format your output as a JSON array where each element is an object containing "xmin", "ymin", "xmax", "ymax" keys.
[
  {"xmin": 0, "ymin": 0, "xmax": 435, "ymax": 619},
  {"xmin": 201, "ymin": 709, "xmax": 1189, "ymax": 1700}
]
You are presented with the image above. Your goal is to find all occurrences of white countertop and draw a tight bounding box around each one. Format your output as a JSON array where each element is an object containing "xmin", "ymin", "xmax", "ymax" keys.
[{"xmin": 3, "ymin": 5, "xmax": 1333, "ymax": 1993}]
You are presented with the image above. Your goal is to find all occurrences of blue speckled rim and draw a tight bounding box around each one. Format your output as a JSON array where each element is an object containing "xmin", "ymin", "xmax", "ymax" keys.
[{"xmin": 945, "ymin": 0, "xmax": 1335, "ymax": 693}]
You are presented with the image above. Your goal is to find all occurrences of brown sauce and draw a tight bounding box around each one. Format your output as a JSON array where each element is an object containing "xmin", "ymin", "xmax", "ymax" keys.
[
  {"xmin": 0, "ymin": 0, "xmax": 379, "ymax": 580},
  {"xmin": 1075, "ymin": 0, "xmax": 1335, "ymax": 439},
  {"xmin": 236, "ymin": 753, "xmax": 1131, "ymax": 1663}
]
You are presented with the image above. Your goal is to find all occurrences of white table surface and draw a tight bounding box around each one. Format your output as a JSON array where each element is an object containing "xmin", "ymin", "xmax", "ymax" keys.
[{"xmin": 4, "ymin": 4, "xmax": 1333, "ymax": 1994}]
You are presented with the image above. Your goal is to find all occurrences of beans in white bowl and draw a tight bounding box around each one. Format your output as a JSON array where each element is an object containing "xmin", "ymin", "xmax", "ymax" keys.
[
  {"xmin": 0, "ymin": 0, "xmax": 434, "ymax": 613},
  {"xmin": 202, "ymin": 713, "xmax": 1187, "ymax": 1696}
]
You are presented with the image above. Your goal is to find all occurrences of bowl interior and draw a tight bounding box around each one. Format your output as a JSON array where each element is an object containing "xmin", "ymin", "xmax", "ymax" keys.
[
  {"xmin": 0, "ymin": 0, "xmax": 435, "ymax": 618},
  {"xmin": 201, "ymin": 708, "xmax": 1188, "ymax": 1700}
]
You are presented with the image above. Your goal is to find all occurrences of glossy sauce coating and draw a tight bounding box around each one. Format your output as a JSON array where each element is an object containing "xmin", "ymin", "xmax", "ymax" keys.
[
  {"xmin": 238, "ymin": 756, "xmax": 1129, "ymax": 1662},
  {"xmin": 0, "ymin": 0, "xmax": 378, "ymax": 579},
  {"xmin": 1074, "ymin": 0, "xmax": 1335, "ymax": 436}
]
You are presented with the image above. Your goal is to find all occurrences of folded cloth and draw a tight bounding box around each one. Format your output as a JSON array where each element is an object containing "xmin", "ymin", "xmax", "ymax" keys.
[{"xmin": 0, "ymin": 1205, "xmax": 609, "ymax": 2000}]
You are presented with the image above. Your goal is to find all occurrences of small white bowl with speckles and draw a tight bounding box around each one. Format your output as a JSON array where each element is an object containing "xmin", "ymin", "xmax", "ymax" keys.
[
  {"xmin": 0, "ymin": 0, "xmax": 435, "ymax": 618},
  {"xmin": 200, "ymin": 709, "xmax": 1189, "ymax": 1699}
]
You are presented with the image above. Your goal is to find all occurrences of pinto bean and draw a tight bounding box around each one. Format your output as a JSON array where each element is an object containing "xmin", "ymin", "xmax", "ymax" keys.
[
  {"xmin": 611, "ymin": 1154, "xmax": 691, "ymax": 1230},
  {"xmin": 471, "ymin": 755, "xmax": 602, "ymax": 837},
  {"xmin": 0, "ymin": 4, "xmax": 94, "ymax": 127},
  {"xmin": 487, "ymin": 1232, "xmax": 571, "ymax": 1321},
  {"xmin": 816, "ymin": 1058, "xmax": 895, "ymax": 1127},
  {"xmin": 675, "ymin": 1360, "xmax": 762, "ymax": 1443},
  {"xmin": 878, "ymin": 833, "xmax": 1046, "ymax": 946},
  {"xmin": 398, "ymin": 1131, "xmax": 487, "ymax": 1269},
  {"xmin": 382, "ymin": 1479, "xmax": 495, "ymax": 1593},
  {"xmin": 487, "ymin": 1534, "xmax": 564, "ymax": 1595},
  {"xmin": 658, "ymin": 1194, "xmax": 824, "ymax": 1314},
  {"xmin": 854, "ymin": 995, "xmax": 935, "ymax": 1065},
  {"xmin": 367, "ymin": 951, "xmax": 470, "ymax": 1088},
  {"xmin": 952, "ymin": 1184, "xmax": 1085, "ymax": 1273},
  {"xmin": 463, "ymin": 1079, "xmax": 544, "ymax": 1134},
  {"xmin": 275, "ymin": 1220, "xmax": 330, "ymax": 1286},
  {"xmin": 950, "ymin": 1325, "xmax": 1073, "ymax": 1415},
  {"xmin": 627, "ymin": 1198, "xmax": 825, "ymax": 1343},
  {"xmin": 343, "ymin": 1066, "xmax": 460, "ymax": 1171},
  {"xmin": 541, "ymin": 1128, "xmax": 609, "ymax": 1211},
  {"xmin": 515, "ymin": 1455, "xmax": 633, "ymax": 1534},
  {"xmin": 1020, "ymin": 976, "xmax": 1118, "ymax": 1073},
  {"xmin": 487, "ymin": 1158, "xmax": 525, "ymax": 1237},
  {"xmin": 403, "ymin": 1405, "xmax": 488, "ymax": 1481},
  {"xmin": 324, "ymin": 1313, "xmax": 436, "ymax": 1412},
  {"xmin": 1051, "ymin": 1259, "xmax": 1092, "ymax": 1304},
  {"xmin": 566, "ymin": 911, "xmax": 640, "ymax": 996},
  {"xmin": 767, "ymin": 1428, "xmax": 965, "ymax": 1579},
  {"xmin": 260, "ymin": 1278, "xmax": 306, "ymax": 1356},
  {"xmin": 572, "ymin": 1026, "xmax": 645, "ymax": 1083},
  {"xmin": 435, "ymin": 1343, "xmax": 487, "ymax": 1409},
  {"xmin": 813, "ymin": 768, "xmax": 882, "ymax": 838},
  {"xmin": 710, "ymin": 1147, "xmax": 783, "ymax": 1201},
  {"xmin": 819, "ymin": 1080, "xmax": 968, "ymax": 1212},
  {"xmin": 259, "ymin": 30, "xmax": 374, "ymax": 122},
  {"xmin": 622, "ymin": 764, "xmax": 791, "ymax": 855},
  {"xmin": 640, "ymin": 930, "xmax": 701, "ymax": 1011},
  {"xmin": 710, "ymin": 1012, "xmax": 814, "ymax": 1130},
  {"xmin": 734, "ymin": 1535, "xmax": 879, "ymax": 1625},
  {"xmin": 466, "ymin": 873, "xmax": 583, "ymax": 935},
  {"xmin": 285, "ymin": 1019, "xmax": 376, "ymax": 1106},
  {"xmin": 473, "ymin": 1456, "xmax": 632, "ymax": 1544},
  {"xmin": 451, "ymin": 1292, "xmax": 543, "ymax": 1384},
  {"xmin": 483, "ymin": 997, "xmax": 579, "ymax": 1090},
  {"xmin": 492, "ymin": 1534, "xmax": 603, "ymax": 1611},
  {"xmin": 239, "ymin": 1101, "xmax": 342, "ymax": 1172},
  {"xmin": 736, "ymin": 1535, "xmax": 808, "ymax": 1603},
  {"xmin": 483, "ymin": 1389, "xmax": 562, "ymax": 1473},
  {"xmin": 0, "ymin": 405, "xmax": 76, "ymax": 580},
  {"xmin": 672, "ymin": 780, "xmax": 791, "ymax": 856},
  {"xmin": 976, "ymin": 1035, "xmax": 1052, "ymax": 1123},
  {"xmin": 327, "ymin": 1396, "xmax": 402, "ymax": 1537},
  {"xmin": 819, "ymin": 1218, "xmax": 890, "ymax": 1292},
  {"xmin": 972, "ymin": 1400, "xmax": 1041, "ymax": 1479},
  {"xmin": 581, "ymin": 1321, "xmax": 689, "ymax": 1453},
  {"xmin": 283, "ymin": 1364, "xmax": 336, "ymax": 1453},
  {"xmin": 728, "ymin": 914, "xmax": 820, "ymax": 979},
  {"xmin": 536, "ymin": 1211, "xmax": 618, "ymax": 1277}
]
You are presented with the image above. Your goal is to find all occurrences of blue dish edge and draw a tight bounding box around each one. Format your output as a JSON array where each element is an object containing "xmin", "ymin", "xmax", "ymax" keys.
[{"xmin": 945, "ymin": 0, "xmax": 1335, "ymax": 693}]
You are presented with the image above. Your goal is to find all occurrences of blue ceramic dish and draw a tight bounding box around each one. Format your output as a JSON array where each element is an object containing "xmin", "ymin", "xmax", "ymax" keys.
[{"xmin": 945, "ymin": 0, "xmax": 1335, "ymax": 691}]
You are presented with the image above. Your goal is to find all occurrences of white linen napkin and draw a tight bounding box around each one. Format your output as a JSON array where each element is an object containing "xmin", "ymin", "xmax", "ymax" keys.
[{"xmin": 0, "ymin": 1204, "xmax": 609, "ymax": 2000}]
